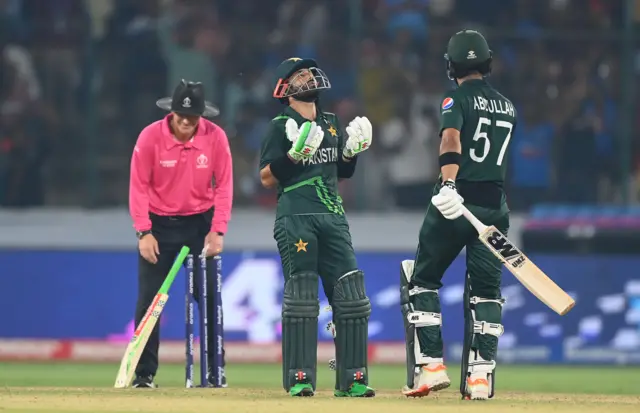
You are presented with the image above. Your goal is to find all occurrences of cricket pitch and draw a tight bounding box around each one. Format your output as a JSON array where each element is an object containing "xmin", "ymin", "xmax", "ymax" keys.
[
  {"xmin": 2, "ymin": 387, "xmax": 640, "ymax": 413},
  {"xmin": 1, "ymin": 363, "xmax": 639, "ymax": 413}
]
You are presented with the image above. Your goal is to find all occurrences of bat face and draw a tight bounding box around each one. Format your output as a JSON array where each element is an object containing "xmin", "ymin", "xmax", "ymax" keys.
[
  {"xmin": 478, "ymin": 226, "xmax": 575, "ymax": 316},
  {"xmin": 481, "ymin": 226, "xmax": 527, "ymax": 269},
  {"xmin": 114, "ymin": 293, "xmax": 168, "ymax": 388}
]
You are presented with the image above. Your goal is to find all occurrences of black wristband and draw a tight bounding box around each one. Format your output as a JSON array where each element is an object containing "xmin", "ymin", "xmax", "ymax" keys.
[
  {"xmin": 270, "ymin": 155, "xmax": 303, "ymax": 182},
  {"xmin": 136, "ymin": 230, "xmax": 152, "ymax": 239},
  {"xmin": 441, "ymin": 179, "xmax": 456, "ymax": 191},
  {"xmin": 338, "ymin": 155, "xmax": 358, "ymax": 178},
  {"xmin": 439, "ymin": 152, "xmax": 461, "ymax": 167}
]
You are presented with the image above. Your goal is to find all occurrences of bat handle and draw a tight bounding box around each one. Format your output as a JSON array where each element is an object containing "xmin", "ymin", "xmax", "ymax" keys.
[{"xmin": 460, "ymin": 205, "xmax": 488, "ymax": 234}]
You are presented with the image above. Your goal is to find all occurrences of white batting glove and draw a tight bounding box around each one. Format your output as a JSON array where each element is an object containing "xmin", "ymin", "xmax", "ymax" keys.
[
  {"xmin": 285, "ymin": 118, "xmax": 324, "ymax": 162},
  {"xmin": 344, "ymin": 116, "xmax": 372, "ymax": 159},
  {"xmin": 431, "ymin": 180, "xmax": 464, "ymax": 220}
]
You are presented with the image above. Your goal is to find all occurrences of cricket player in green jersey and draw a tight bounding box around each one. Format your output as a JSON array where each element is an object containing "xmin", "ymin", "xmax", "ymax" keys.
[
  {"xmin": 259, "ymin": 57, "xmax": 375, "ymax": 398},
  {"xmin": 399, "ymin": 30, "xmax": 517, "ymax": 401}
]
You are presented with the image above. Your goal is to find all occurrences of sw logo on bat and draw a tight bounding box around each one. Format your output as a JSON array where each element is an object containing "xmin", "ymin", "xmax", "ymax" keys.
[
  {"xmin": 485, "ymin": 231, "xmax": 526, "ymax": 268},
  {"xmin": 461, "ymin": 207, "xmax": 575, "ymax": 316}
]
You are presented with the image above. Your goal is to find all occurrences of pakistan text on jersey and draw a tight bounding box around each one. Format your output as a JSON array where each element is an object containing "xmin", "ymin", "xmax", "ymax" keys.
[
  {"xmin": 473, "ymin": 97, "xmax": 515, "ymax": 117},
  {"xmin": 301, "ymin": 147, "xmax": 339, "ymax": 165}
]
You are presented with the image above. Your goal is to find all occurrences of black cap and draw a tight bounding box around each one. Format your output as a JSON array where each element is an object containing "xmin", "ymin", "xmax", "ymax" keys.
[{"xmin": 156, "ymin": 79, "xmax": 219, "ymax": 117}]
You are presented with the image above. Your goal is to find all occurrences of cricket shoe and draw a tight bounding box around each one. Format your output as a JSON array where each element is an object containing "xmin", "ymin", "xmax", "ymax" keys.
[
  {"xmin": 289, "ymin": 383, "xmax": 314, "ymax": 397},
  {"xmin": 289, "ymin": 370, "xmax": 314, "ymax": 396},
  {"xmin": 402, "ymin": 363, "xmax": 451, "ymax": 397},
  {"xmin": 334, "ymin": 382, "xmax": 376, "ymax": 398},
  {"xmin": 207, "ymin": 367, "xmax": 228, "ymax": 388},
  {"xmin": 334, "ymin": 371, "xmax": 375, "ymax": 398},
  {"xmin": 132, "ymin": 375, "xmax": 157, "ymax": 388},
  {"xmin": 464, "ymin": 373, "xmax": 490, "ymax": 400}
]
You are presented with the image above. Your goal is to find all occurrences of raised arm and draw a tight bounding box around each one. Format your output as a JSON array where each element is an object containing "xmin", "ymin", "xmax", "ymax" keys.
[{"xmin": 259, "ymin": 120, "xmax": 300, "ymax": 188}]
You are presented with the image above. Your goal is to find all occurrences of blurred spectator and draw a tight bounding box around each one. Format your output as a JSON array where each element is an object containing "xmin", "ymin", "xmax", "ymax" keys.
[
  {"xmin": 22, "ymin": 0, "xmax": 90, "ymax": 119},
  {"xmin": 358, "ymin": 39, "xmax": 402, "ymax": 128},
  {"xmin": 557, "ymin": 108, "xmax": 599, "ymax": 204},
  {"xmin": 157, "ymin": 2, "xmax": 221, "ymax": 101},
  {"xmin": 106, "ymin": 0, "xmax": 166, "ymax": 137},
  {"xmin": 0, "ymin": 109, "xmax": 49, "ymax": 207},
  {"xmin": 381, "ymin": 0, "xmax": 429, "ymax": 43},
  {"xmin": 379, "ymin": 100, "xmax": 438, "ymax": 209},
  {"xmin": 508, "ymin": 105, "xmax": 555, "ymax": 211},
  {"xmin": 0, "ymin": 0, "xmax": 635, "ymax": 210},
  {"xmin": 232, "ymin": 102, "xmax": 271, "ymax": 206},
  {"xmin": 0, "ymin": 9, "xmax": 50, "ymax": 207}
]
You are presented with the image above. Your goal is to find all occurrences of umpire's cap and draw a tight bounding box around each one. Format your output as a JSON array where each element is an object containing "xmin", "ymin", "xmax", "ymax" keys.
[{"xmin": 156, "ymin": 79, "xmax": 220, "ymax": 117}]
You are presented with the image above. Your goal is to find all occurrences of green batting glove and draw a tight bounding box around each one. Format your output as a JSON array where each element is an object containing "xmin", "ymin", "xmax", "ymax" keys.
[{"xmin": 285, "ymin": 119, "xmax": 324, "ymax": 162}]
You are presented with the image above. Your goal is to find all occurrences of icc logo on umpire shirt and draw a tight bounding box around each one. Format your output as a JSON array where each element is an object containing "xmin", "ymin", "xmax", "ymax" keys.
[{"xmin": 196, "ymin": 154, "xmax": 208, "ymax": 169}]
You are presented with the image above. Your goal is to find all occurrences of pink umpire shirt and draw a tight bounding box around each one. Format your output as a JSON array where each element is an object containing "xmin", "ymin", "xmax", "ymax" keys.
[{"xmin": 129, "ymin": 114, "xmax": 233, "ymax": 234}]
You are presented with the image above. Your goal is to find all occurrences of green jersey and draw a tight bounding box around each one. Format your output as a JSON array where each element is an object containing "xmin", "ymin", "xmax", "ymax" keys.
[
  {"xmin": 259, "ymin": 106, "xmax": 345, "ymax": 218},
  {"xmin": 439, "ymin": 79, "xmax": 517, "ymax": 185}
]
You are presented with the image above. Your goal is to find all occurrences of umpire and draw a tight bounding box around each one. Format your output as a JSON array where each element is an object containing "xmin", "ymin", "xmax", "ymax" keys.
[{"xmin": 128, "ymin": 79, "xmax": 233, "ymax": 388}]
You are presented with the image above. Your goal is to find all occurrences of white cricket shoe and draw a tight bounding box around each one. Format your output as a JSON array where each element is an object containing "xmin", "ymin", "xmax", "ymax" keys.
[
  {"xmin": 402, "ymin": 363, "xmax": 451, "ymax": 397},
  {"xmin": 465, "ymin": 372, "xmax": 490, "ymax": 400}
]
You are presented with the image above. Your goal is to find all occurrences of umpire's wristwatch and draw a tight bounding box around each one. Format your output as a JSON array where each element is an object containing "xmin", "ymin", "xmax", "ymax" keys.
[{"xmin": 136, "ymin": 230, "xmax": 152, "ymax": 240}]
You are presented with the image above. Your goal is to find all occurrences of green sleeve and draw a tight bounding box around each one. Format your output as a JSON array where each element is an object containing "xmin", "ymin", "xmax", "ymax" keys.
[
  {"xmin": 438, "ymin": 91, "xmax": 463, "ymax": 136},
  {"xmin": 259, "ymin": 119, "xmax": 288, "ymax": 170}
]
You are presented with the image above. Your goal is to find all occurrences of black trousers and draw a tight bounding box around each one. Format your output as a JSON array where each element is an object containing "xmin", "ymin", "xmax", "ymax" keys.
[{"xmin": 134, "ymin": 209, "xmax": 226, "ymax": 377}]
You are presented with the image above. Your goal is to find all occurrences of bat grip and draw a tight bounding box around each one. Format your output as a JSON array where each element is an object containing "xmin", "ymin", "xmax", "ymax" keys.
[{"xmin": 460, "ymin": 205, "xmax": 488, "ymax": 234}]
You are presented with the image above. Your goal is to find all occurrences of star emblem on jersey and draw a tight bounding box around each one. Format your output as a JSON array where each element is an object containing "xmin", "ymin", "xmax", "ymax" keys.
[
  {"xmin": 328, "ymin": 126, "xmax": 337, "ymax": 137},
  {"xmin": 294, "ymin": 239, "xmax": 308, "ymax": 252}
]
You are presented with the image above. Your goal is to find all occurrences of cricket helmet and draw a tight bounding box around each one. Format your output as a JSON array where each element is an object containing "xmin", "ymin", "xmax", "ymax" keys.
[
  {"xmin": 272, "ymin": 57, "xmax": 331, "ymax": 103},
  {"xmin": 156, "ymin": 79, "xmax": 219, "ymax": 117},
  {"xmin": 444, "ymin": 30, "xmax": 492, "ymax": 81}
]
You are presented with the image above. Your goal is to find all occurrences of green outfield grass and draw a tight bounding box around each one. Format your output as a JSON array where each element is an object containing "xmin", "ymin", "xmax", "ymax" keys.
[{"xmin": 0, "ymin": 362, "xmax": 638, "ymax": 413}]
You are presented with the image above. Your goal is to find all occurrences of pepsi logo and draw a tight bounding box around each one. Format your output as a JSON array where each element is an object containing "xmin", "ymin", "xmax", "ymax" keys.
[{"xmin": 442, "ymin": 97, "xmax": 454, "ymax": 110}]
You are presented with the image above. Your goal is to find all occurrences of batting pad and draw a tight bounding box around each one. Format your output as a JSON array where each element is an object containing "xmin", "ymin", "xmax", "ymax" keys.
[
  {"xmin": 400, "ymin": 260, "xmax": 443, "ymax": 389},
  {"xmin": 281, "ymin": 271, "xmax": 320, "ymax": 391},
  {"xmin": 461, "ymin": 272, "xmax": 504, "ymax": 399},
  {"xmin": 332, "ymin": 270, "xmax": 371, "ymax": 391}
]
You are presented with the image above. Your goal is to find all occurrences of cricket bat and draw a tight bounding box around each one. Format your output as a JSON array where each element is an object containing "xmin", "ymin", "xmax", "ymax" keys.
[
  {"xmin": 461, "ymin": 206, "xmax": 575, "ymax": 316},
  {"xmin": 114, "ymin": 246, "xmax": 191, "ymax": 388}
]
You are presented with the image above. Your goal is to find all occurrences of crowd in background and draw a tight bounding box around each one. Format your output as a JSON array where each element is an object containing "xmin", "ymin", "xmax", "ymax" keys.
[{"xmin": 0, "ymin": 0, "xmax": 635, "ymax": 211}]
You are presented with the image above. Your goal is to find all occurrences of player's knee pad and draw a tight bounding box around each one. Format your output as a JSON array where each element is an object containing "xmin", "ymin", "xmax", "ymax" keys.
[
  {"xmin": 400, "ymin": 260, "xmax": 443, "ymax": 389},
  {"xmin": 281, "ymin": 271, "xmax": 320, "ymax": 391},
  {"xmin": 332, "ymin": 269, "xmax": 371, "ymax": 391},
  {"xmin": 460, "ymin": 275, "xmax": 504, "ymax": 399}
]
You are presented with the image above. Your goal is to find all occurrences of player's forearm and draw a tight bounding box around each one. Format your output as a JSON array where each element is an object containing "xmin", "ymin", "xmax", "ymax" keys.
[
  {"xmin": 441, "ymin": 164, "xmax": 459, "ymax": 182},
  {"xmin": 259, "ymin": 165, "xmax": 278, "ymax": 188},
  {"xmin": 439, "ymin": 129, "xmax": 461, "ymax": 182},
  {"xmin": 261, "ymin": 154, "xmax": 304, "ymax": 188}
]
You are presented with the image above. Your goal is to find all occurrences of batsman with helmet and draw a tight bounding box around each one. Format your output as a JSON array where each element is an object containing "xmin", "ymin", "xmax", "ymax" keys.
[
  {"xmin": 400, "ymin": 30, "xmax": 517, "ymax": 400},
  {"xmin": 259, "ymin": 57, "xmax": 375, "ymax": 398}
]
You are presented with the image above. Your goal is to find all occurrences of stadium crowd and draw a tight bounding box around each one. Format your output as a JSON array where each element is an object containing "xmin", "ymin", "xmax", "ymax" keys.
[{"xmin": 0, "ymin": 0, "xmax": 633, "ymax": 211}]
